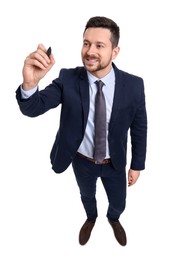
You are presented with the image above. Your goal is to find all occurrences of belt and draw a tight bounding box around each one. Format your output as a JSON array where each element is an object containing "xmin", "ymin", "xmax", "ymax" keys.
[{"xmin": 77, "ymin": 152, "xmax": 111, "ymax": 164}]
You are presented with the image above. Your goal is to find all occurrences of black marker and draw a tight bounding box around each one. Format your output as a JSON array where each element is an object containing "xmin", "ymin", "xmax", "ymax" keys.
[{"xmin": 46, "ymin": 47, "xmax": 52, "ymax": 57}]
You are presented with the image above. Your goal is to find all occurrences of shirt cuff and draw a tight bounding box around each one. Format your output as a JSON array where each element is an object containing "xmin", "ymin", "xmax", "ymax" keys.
[{"xmin": 20, "ymin": 84, "xmax": 38, "ymax": 99}]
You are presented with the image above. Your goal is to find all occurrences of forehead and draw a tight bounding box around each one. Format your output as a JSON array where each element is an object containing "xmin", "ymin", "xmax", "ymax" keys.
[{"xmin": 83, "ymin": 27, "xmax": 111, "ymax": 44}]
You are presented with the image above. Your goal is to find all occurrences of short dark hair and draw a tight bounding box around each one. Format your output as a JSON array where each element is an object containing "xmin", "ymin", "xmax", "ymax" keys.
[{"xmin": 84, "ymin": 16, "xmax": 120, "ymax": 48}]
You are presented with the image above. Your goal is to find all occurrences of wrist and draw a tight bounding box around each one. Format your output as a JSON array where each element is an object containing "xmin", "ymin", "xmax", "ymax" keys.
[{"xmin": 23, "ymin": 82, "xmax": 38, "ymax": 90}]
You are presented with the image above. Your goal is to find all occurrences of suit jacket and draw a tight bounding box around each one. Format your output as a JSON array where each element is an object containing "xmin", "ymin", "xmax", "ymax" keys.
[{"xmin": 16, "ymin": 63, "xmax": 147, "ymax": 173}]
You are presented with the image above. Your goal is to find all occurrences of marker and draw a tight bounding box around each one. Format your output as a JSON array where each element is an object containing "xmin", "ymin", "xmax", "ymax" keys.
[{"xmin": 46, "ymin": 47, "xmax": 52, "ymax": 57}]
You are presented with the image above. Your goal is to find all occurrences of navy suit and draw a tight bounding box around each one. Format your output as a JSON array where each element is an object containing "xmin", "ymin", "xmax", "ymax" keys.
[
  {"xmin": 16, "ymin": 63, "xmax": 147, "ymax": 174},
  {"xmin": 16, "ymin": 62, "xmax": 147, "ymax": 221}
]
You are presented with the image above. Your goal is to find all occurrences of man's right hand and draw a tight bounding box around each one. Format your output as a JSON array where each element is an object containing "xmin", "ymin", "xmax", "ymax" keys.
[{"xmin": 22, "ymin": 43, "xmax": 55, "ymax": 90}]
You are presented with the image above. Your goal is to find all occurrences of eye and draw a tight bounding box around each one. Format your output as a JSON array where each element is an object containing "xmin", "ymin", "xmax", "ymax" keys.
[
  {"xmin": 97, "ymin": 44, "xmax": 104, "ymax": 49},
  {"xmin": 83, "ymin": 41, "xmax": 89, "ymax": 47}
]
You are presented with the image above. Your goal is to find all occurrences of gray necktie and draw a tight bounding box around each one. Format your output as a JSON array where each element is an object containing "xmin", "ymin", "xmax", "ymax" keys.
[{"xmin": 94, "ymin": 80, "xmax": 106, "ymax": 163}]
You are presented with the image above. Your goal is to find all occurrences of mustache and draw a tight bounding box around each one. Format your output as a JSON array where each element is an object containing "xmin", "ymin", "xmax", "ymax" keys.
[{"xmin": 84, "ymin": 55, "xmax": 98, "ymax": 59}]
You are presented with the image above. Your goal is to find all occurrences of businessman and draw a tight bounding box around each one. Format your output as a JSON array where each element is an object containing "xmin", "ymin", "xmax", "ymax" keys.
[{"xmin": 16, "ymin": 16, "xmax": 147, "ymax": 246}]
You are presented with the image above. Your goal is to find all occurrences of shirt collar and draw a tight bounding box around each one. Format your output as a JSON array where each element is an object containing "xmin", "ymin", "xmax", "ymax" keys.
[{"xmin": 87, "ymin": 67, "xmax": 115, "ymax": 86}]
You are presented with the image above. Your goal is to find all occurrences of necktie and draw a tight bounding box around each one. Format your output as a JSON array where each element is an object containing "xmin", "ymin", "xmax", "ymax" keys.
[{"xmin": 94, "ymin": 80, "xmax": 106, "ymax": 163}]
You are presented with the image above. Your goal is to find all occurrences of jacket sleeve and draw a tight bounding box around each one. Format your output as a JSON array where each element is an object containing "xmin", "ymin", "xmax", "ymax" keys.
[
  {"xmin": 15, "ymin": 74, "xmax": 63, "ymax": 118},
  {"xmin": 130, "ymin": 80, "xmax": 147, "ymax": 170}
]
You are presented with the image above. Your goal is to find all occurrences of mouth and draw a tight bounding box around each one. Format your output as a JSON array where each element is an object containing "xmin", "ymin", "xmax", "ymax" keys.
[{"xmin": 84, "ymin": 56, "xmax": 99, "ymax": 66}]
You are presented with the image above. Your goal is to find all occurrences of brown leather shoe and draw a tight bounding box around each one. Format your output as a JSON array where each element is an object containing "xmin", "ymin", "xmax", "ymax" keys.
[
  {"xmin": 79, "ymin": 220, "xmax": 95, "ymax": 245},
  {"xmin": 108, "ymin": 219, "xmax": 127, "ymax": 246}
]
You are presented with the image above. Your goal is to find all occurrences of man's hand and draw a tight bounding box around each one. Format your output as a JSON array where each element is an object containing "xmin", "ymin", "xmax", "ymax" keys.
[
  {"xmin": 128, "ymin": 169, "xmax": 140, "ymax": 186},
  {"xmin": 22, "ymin": 43, "xmax": 55, "ymax": 90}
]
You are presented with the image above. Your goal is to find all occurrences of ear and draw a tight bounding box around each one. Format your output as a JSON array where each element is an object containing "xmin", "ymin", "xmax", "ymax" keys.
[{"xmin": 112, "ymin": 46, "xmax": 120, "ymax": 60}]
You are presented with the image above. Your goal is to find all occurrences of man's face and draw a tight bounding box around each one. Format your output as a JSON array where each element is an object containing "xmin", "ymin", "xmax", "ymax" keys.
[{"xmin": 81, "ymin": 27, "xmax": 119, "ymax": 78}]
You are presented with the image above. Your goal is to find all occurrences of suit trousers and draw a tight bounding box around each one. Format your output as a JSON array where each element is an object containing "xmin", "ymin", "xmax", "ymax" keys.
[{"xmin": 72, "ymin": 153, "xmax": 127, "ymax": 222}]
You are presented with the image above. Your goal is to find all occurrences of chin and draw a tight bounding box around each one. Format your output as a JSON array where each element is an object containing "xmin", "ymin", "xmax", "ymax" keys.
[{"xmin": 84, "ymin": 64, "xmax": 99, "ymax": 72}]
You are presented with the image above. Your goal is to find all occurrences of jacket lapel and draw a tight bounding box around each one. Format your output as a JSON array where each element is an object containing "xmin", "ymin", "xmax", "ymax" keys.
[
  {"xmin": 109, "ymin": 64, "xmax": 124, "ymax": 131},
  {"xmin": 79, "ymin": 68, "xmax": 90, "ymax": 132}
]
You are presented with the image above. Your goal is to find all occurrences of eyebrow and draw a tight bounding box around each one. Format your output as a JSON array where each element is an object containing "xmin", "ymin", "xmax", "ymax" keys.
[{"xmin": 83, "ymin": 39, "xmax": 106, "ymax": 45}]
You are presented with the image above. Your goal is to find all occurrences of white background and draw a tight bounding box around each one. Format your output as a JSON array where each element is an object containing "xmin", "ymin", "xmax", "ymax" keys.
[{"xmin": 0, "ymin": 0, "xmax": 170, "ymax": 259}]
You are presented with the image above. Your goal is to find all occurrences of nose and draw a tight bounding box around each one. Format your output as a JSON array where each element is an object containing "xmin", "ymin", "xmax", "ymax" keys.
[{"xmin": 86, "ymin": 44, "xmax": 96, "ymax": 55}]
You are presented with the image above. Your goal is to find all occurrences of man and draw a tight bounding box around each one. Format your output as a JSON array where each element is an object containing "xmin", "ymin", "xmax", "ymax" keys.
[{"xmin": 16, "ymin": 16, "xmax": 147, "ymax": 246}]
